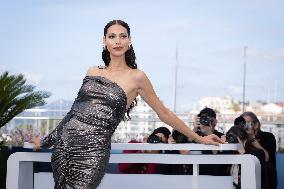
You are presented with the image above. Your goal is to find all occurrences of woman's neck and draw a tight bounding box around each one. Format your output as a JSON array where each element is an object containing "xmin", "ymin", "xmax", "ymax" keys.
[{"xmin": 107, "ymin": 55, "xmax": 129, "ymax": 71}]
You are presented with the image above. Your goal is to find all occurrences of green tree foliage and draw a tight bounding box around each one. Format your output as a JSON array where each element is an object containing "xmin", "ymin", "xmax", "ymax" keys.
[{"xmin": 0, "ymin": 71, "xmax": 51, "ymax": 128}]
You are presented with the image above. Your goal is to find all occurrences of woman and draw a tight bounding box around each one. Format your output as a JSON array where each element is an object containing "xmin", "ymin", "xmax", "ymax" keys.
[
  {"xmin": 32, "ymin": 20, "xmax": 222, "ymax": 189},
  {"xmin": 226, "ymin": 126, "xmax": 266, "ymax": 189},
  {"xmin": 240, "ymin": 111, "xmax": 277, "ymax": 189},
  {"xmin": 240, "ymin": 111, "xmax": 276, "ymax": 164}
]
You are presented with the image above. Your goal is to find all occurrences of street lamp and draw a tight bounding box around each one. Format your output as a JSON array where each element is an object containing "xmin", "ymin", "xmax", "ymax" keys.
[
  {"xmin": 242, "ymin": 46, "xmax": 248, "ymax": 112},
  {"xmin": 172, "ymin": 47, "xmax": 178, "ymax": 112}
]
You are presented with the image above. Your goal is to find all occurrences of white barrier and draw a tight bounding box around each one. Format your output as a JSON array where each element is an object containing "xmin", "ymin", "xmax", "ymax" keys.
[{"xmin": 6, "ymin": 144, "xmax": 261, "ymax": 189}]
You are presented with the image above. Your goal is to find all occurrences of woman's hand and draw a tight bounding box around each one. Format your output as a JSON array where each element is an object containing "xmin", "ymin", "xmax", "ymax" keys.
[
  {"xmin": 30, "ymin": 137, "xmax": 41, "ymax": 150},
  {"xmin": 200, "ymin": 134, "xmax": 224, "ymax": 145},
  {"xmin": 193, "ymin": 115, "xmax": 201, "ymax": 132},
  {"xmin": 246, "ymin": 127, "xmax": 255, "ymax": 136},
  {"xmin": 250, "ymin": 139, "xmax": 270, "ymax": 162},
  {"xmin": 237, "ymin": 137, "xmax": 246, "ymax": 154},
  {"xmin": 167, "ymin": 136, "xmax": 176, "ymax": 144},
  {"xmin": 220, "ymin": 135, "xmax": 227, "ymax": 143}
]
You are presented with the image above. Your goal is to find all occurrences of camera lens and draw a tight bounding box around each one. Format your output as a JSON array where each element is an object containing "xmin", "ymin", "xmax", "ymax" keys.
[
  {"xmin": 147, "ymin": 134, "xmax": 161, "ymax": 143},
  {"xmin": 226, "ymin": 133, "xmax": 239, "ymax": 143},
  {"xmin": 199, "ymin": 115, "xmax": 211, "ymax": 126}
]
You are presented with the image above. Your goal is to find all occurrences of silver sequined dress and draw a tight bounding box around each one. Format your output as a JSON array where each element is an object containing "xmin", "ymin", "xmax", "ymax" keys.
[{"xmin": 41, "ymin": 75, "xmax": 127, "ymax": 189}]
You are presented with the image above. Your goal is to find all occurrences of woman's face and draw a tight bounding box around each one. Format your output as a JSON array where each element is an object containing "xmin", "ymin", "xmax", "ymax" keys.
[
  {"xmin": 243, "ymin": 115, "xmax": 260, "ymax": 133},
  {"xmin": 103, "ymin": 24, "xmax": 131, "ymax": 57},
  {"xmin": 243, "ymin": 115, "xmax": 253, "ymax": 126}
]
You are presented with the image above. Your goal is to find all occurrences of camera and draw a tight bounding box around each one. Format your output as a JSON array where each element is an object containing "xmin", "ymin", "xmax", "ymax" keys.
[
  {"xmin": 226, "ymin": 133, "xmax": 239, "ymax": 143},
  {"xmin": 172, "ymin": 130, "xmax": 188, "ymax": 143},
  {"xmin": 199, "ymin": 115, "xmax": 214, "ymax": 126},
  {"xmin": 234, "ymin": 116, "xmax": 246, "ymax": 127},
  {"xmin": 147, "ymin": 134, "xmax": 162, "ymax": 143}
]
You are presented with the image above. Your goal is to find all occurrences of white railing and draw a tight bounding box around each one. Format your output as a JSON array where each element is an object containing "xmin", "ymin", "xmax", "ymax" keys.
[{"xmin": 6, "ymin": 144, "xmax": 261, "ymax": 189}]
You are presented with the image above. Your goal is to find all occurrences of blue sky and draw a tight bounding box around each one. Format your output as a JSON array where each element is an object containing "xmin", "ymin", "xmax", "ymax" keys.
[{"xmin": 0, "ymin": 0, "xmax": 283, "ymax": 112}]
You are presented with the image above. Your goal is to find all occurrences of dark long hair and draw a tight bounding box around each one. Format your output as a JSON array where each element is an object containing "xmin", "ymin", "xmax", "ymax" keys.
[{"xmin": 102, "ymin": 20, "xmax": 137, "ymax": 120}]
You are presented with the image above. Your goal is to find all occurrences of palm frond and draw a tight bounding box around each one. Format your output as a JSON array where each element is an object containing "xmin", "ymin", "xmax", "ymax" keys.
[{"xmin": 0, "ymin": 71, "xmax": 51, "ymax": 127}]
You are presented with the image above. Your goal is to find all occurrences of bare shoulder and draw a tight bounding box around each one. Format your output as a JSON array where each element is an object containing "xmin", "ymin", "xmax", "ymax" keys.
[
  {"xmin": 130, "ymin": 69, "xmax": 152, "ymax": 90},
  {"xmin": 86, "ymin": 65, "xmax": 104, "ymax": 76},
  {"xmin": 131, "ymin": 69, "xmax": 148, "ymax": 81}
]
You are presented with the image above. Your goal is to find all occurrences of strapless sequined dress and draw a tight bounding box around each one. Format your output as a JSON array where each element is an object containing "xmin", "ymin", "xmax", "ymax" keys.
[{"xmin": 41, "ymin": 75, "xmax": 127, "ymax": 189}]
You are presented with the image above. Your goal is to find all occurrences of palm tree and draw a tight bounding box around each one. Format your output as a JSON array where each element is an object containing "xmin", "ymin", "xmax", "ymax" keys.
[
  {"xmin": 0, "ymin": 71, "xmax": 51, "ymax": 128},
  {"xmin": 0, "ymin": 71, "xmax": 50, "ymax": 189}
]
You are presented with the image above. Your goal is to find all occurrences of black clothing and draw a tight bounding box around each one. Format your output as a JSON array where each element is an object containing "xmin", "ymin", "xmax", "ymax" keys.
[
  {"xmin": 256, "ymin": 130, "xmax": 278, "ymax": 188},
  {"xmin": 256, "ymin": 130, "xmax": 277, "ymax": 167}
]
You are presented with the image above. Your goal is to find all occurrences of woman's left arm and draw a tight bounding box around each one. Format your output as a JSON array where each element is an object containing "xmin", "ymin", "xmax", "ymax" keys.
[{"xmin": 135, "ymin": 71, "xmax": 222, "ymax": 145}]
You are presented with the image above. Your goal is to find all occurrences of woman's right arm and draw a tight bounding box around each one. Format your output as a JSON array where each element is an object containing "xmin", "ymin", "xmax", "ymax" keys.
[
  {"xmin": 32, "ymin": 113, "xmax": 71, "ymax": 149},
  {"xmin": 135, "ymin": 70, "xmax": 222, "ymax": 145},
  {"xmin": 247, "ymin": 128, "xmax": 269, "ymax": 162},
  {"xmin": 250, "ymin": 139, "xmax": 269, "ymax": 162}
]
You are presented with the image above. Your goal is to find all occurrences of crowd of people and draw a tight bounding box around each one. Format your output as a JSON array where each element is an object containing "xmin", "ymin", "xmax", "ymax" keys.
[{"xmin": 118, "ymin": 108, "xmax": 278, "ymax": 189}]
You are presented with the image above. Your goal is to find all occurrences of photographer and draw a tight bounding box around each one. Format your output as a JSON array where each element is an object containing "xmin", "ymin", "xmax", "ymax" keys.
[
  {"xmin": 147, "ymin": 126, "xmax": 170, "ymax": 144},
  {"xmin": 240, "ymin": 112, "xmax": 275, "ymax": 165},
  {"xmin": 193, "ymin": 107, "xmax": 223, "ymax": 139},
  {"xmin": 118, "ymin": 126, "xmax": 170, "ymax": 174},
  {"xmin": 239, "ymin": 112, "xmax": 277, "ymax": 189},
  {"xmin": 192, "ymin": 107, "xmax": 228, "ymax": 176},
  {"xmin": 225, "ymin": 125, "xmax": 267, "ymax": 189},
  {"xmin": 234, "ymin": 115, "xmax": 269, "ymax": 161}
]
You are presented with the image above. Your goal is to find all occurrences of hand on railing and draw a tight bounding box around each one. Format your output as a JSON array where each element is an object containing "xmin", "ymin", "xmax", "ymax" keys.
[
  {"xmin": 30, "ymin": 137, "xmax": 41, "ymax": 150},
  {"xmin": 167, "ymin": 136, "xmax": 176, "ymax": 144},
  {"xmin": 220, "ymin": 135, "xmax": 227, "ymax": 143},
  {"xmin": 199, "ymin": 134, "xmax": 224, "ymax": 145}
]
